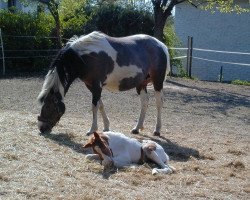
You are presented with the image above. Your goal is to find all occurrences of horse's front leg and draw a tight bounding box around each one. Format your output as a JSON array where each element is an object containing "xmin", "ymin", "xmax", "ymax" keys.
[
  {"xmin": 99, "ymin": 99, "xmax": 110, "ymax": 132},
  {"xmin": 86, "ymin": 83, "xmax": 102, "ymax": 136}
]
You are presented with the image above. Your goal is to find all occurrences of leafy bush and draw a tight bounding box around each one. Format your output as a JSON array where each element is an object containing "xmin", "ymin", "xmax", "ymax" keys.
[
  {"xmin": 81, "ymin": 3, "xmax": 154, "ymax": 36},
  {"xmin": 0, "ymin": 10, "xmax": 56, "ymax": 73},
  {"xmin": 231, "ymin": 80, "xmax": 250, "ymax": 86},
  {"xmin": 164, "ymin": 18, "xmax": 183, "ymax": 77}
]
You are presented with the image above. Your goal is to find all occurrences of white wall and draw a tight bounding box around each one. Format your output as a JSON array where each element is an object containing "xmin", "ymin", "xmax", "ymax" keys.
[
  {"xmin": 175, "ymin": 1, "xmax": 250, "ymax": 81},
  {"xmin": 0, "ymin": 0, "xmax": 37, "ymax": 13}
]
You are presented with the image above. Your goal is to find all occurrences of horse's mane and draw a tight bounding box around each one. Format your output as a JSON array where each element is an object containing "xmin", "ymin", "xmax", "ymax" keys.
[
  {"xmin": 37, "ymin": 31, "xmax": 105, "ymax": 104},
  {"xmin": 37, "ymin": 68, "xmax": 61, "ymax": 104},
  {"xmin": 66, "ymin": 31, "xmax": 106, "ymax": 49}
]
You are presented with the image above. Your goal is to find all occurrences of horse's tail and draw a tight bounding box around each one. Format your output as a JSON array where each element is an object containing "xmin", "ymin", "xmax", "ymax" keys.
[
  {"xmin": 166, "ymin": 49, "xmax": 171, "ymax": 76},
  {"xmin": 157, "ymin": 40, "xmax": 171, "ymax": 77}
]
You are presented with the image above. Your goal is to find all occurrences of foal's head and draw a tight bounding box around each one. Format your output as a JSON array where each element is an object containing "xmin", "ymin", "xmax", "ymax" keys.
[{"xmin": 83, "ymin": 132, "xmax": 113, "ymax": 168}]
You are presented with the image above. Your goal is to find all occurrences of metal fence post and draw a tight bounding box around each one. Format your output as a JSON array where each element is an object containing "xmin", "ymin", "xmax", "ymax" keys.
[
  {"xmin": 186, "ymin": 36, "xmax": 193, "ymax": 78},
  {"xmin": 0, "ymin": 28, "xmax": 5, "ymax": 76},
  {"xmin": 219, "ymin": 66, "xmax": 223, "ymax": 82}
]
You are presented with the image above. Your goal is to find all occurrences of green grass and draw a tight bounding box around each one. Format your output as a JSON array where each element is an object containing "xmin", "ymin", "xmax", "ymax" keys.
[{"xmin": 231, "ymin": 80, "xmax": 250, "ymax": 86}]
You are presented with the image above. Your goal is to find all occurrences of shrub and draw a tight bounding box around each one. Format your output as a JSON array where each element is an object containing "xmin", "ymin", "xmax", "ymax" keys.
[
  {"xmin": 0, "ymin": 10, "xmax": 55, "ymax": 73},
  {"xmin": 231, "ymin": 80, "xmax": 250, "ymax": 86},
  {"xmin": 82, "ymin": 3, "xmax": 154, "ymax": 36}
]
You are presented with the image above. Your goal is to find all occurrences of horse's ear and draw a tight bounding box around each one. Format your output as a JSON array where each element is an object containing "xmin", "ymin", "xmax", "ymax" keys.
[
  {"xmin": 93, "ymin": 132, "xmax": 100, "ymax": 139},
  {"xmin": 83, "ymin": 142, "xmax": 92, "ymax": 148}
]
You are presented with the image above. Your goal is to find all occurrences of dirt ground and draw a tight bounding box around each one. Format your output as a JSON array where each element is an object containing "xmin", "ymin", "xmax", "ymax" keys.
[{"xmin": 0, "ymin": 76, "xmax": 249, "ymax": 200}]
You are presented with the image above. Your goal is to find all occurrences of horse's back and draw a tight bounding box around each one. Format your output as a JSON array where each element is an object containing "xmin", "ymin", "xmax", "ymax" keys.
[{"xmin": 69, "ymin": 32, "xmax": 169, "ymax": 91}]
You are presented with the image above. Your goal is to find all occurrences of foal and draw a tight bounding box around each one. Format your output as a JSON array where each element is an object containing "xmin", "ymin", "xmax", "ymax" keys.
[{"xmin": 83, "ymin": 131, "xmax": 175, "ymax": 175}]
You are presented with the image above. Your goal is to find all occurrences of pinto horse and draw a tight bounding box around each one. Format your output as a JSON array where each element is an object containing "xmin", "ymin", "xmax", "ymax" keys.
[
  {"xmin": 37, "ymin": 31, "xmax": 170, "ymax": 136},
  {"xmin": 83, "ymin": 131, "xmax": 175, "ymax": 174}
]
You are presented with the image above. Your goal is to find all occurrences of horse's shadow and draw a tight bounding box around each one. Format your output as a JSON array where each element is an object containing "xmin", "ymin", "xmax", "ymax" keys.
[
  {"xmin": 40, "ymin": 132, "xmax": 90, "ymax": 154},
  {"xmin": 139, "ymin": 134, "xmax": 201, "ymax": 162},
  {"xmin": 40, "ymin": 131, "xmax": 116, "ymax": 179}
]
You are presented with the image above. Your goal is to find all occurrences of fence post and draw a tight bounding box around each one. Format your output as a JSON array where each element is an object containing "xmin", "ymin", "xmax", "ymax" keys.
[
  {"xmin": 186, "ymin": 36, "xmax": 193, "ymax": 78},
  {"xmin": 219, "ymin": 66, "xmax": 223, "ymax": 82},
  {"xmin": 0, "ymin": 28, "xmax": 5, "ymax": 76}
]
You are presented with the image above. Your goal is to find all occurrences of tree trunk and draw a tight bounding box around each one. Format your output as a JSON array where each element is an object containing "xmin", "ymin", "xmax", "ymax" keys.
[{"xmin": 152, "ymin": 1, "xmax": 172, "ymax": 42}]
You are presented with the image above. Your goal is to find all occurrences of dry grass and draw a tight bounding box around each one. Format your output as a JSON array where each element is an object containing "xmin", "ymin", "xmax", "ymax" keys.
[{"xmin": 0, "ymin": 77, "xmax": 249, "ymax": 199}]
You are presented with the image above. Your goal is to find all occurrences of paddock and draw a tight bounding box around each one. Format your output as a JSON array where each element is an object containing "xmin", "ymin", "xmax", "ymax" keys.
[{"xmin": 0, "ymin": 77, "xmax": 249, "ymax": 199}]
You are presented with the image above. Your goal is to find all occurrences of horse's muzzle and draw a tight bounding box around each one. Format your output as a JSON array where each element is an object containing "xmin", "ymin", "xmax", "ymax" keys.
[{"xmin": 38, "ymin": 117, "xmax": 52, "ymax": 134}]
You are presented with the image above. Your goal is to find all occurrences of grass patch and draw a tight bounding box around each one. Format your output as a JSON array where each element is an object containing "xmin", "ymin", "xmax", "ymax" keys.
[{"xmin": 231, "ymin": 80, "xmax": 250, "ymax": 86}]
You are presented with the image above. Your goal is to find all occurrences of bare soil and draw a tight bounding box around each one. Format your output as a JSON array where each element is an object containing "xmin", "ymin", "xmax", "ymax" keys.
[{"xmin": 0, "ymin": 77, "xmax": 249, "ymax": 200}]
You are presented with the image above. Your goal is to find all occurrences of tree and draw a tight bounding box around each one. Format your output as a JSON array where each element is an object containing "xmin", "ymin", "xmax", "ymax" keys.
[
  {"xmin": 151, "ymin": 0, "xmax": 250, "ymax": 41},
  {"xmin": 39, "ymin": 0, "xmax": 62, "ymax": 46}
]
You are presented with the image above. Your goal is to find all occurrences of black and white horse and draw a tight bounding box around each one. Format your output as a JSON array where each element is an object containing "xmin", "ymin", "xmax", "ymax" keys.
[{"xmin": 37, "ymin": 31, "xmax": 170, "ymax": 136}]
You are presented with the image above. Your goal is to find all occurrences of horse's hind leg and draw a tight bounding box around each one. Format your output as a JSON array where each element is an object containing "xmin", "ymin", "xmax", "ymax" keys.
[
  {"xmin": 99, "ymin": 99, "xmax": 110, "ymax": 132},
  {"xmin": 132, "ymin": 88, "xmax": 149, "ymax": 134},
  {"xmin": 153, "ymin": 90, "xmax": 164, "ymax": 136}
]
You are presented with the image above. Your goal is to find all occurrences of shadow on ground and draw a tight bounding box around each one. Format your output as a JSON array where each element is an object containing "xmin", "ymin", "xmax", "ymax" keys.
[
  {"xmin": 165, "ymin": 79, "xmax": 250, "ymax": 121},
  {"xmin": 40, "ymin": 132, "xmax": 90, "ymax": 154},
  {"xmin": 141, "ymin": 134, "xmax": 201, "ymax": 162},
  {"xmin": 40, "ymin": 130, "xmax": 201, "ymax": 163}
]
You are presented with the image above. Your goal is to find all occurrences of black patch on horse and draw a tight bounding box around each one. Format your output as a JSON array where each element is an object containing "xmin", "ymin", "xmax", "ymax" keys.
[
  {"xmin": 80, "ymin": 51, "xmax": 115, "ymax": 85},
  {"xmin": 119, "ymin": 73, "xmax": 144, "ymax": 91},
  {"xmin": 107, "ymin": 38, "xmax": 149, "ymax": 70}
]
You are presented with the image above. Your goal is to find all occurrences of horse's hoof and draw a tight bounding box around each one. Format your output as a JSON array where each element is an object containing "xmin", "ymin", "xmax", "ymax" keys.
[
  {"xmin": 153, "ymin": 131, "xmax": 160, "ymax": 136},
  {"xmin": 131, "ymin": 129, "xmax": 139, "ymax": 134}
]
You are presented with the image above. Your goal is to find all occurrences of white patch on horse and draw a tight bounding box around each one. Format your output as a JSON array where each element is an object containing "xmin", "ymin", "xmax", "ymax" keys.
[
  {"xmin": 70, "ymin": 32, "xmax": 117, "ymax": 61},
  {"xmin": 104, "ymin": 64, "xmax": 143, "ymax": 91}
]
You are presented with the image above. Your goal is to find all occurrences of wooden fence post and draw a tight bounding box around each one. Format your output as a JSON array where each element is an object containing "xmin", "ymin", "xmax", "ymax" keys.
[
  {"xmin": 186, "ymin": 36, "xmax": 193, "ymax": 78},
  {"xmin": 0, "ymin": 28, "xmax": 5, "ymax": 76}
]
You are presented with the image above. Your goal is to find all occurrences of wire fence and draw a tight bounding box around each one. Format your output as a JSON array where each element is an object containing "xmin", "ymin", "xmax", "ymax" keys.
[{"xmin": 1, "ymin": 32, "xmax": 250, "ymax": 80}]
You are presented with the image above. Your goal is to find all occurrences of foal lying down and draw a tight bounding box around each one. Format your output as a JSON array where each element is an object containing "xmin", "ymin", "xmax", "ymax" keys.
[{"xmin": 83, "ymin": 131, "xmax": 175, "ymax": 175}]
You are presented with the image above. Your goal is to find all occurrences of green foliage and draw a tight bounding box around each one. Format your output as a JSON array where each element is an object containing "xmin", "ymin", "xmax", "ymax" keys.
[
  {"xmin": 163, "ymin": 19, "xmax": 183, "ymax": 76},
  {"xmin": 60, "ymin": 0, "xmax": 89, "ymax": 38},
  {"xmin": 191, "ymin": 0, "xmax": 250, "ymax": 14},
  {"xmin": 0, "ymin": 10, "xmax": 55, "ymax": 72},
  {"xmin": 231, "ymin": 80, "xmax": 250, "ymax": 86},
  {"xmin": 82, "ymin": 3, "xmax": 154, "ymax": 36}
]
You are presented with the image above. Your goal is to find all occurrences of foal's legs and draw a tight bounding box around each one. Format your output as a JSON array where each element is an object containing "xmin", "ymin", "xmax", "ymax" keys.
[
  {"xmin": 142, "ymin": 143, "xmax": 173, "ymax": 175},
  {"xmin": 132, "ymin": 88, "xmax": 149, "ymax": 134},
  {"xmin": 153, "ymin": 90, "xmax": 164, "ymax": 136}
]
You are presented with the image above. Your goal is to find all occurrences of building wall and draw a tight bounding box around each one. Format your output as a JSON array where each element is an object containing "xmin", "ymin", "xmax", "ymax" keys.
[{"xmin": 175, "ymin": 1, "xmax": 250, "ymax": 81}]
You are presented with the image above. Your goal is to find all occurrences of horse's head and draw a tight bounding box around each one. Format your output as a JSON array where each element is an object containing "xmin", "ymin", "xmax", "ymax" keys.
[
  {"xmin": 37, "ymin": 68, "xmax": 65, "ymax": 134},
  {"xmin": 83, "ymin": 132, "xmax": 114, "ymax": 168},
  {"xmin": 37, "ymin": 89, "xmax": 65, "ymax": 133}
]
